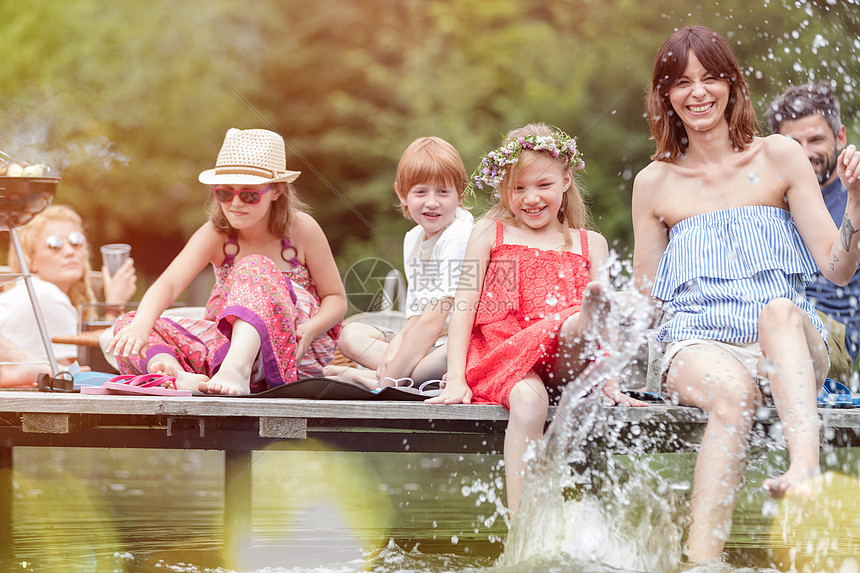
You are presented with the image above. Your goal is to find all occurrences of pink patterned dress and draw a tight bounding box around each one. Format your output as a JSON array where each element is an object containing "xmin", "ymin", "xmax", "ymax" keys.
[
  {"xmin": 466, "ymin": 220, "xmax": 591, "ymax": 408},
  {"xmin": 114, "ymin": 235, "xmax": 341, "ymax": 393}
]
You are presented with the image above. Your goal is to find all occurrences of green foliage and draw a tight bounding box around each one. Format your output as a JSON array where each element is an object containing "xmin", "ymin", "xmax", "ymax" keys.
[{"xmin": 2, "ymin": 0, "xmax": 858, "ymax": 294}]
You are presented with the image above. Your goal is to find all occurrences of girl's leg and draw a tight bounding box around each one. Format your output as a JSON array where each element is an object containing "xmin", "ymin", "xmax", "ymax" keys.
[
  {"xmin": 758, "ymin": 299, "xmax": 827, "ymax": 497},
  {"xmin": 113, "ymin": 312, "xmax": 220, "ymax": 391},
  {"xmin": 217, "ymin": 255, "xmax": 300, "ymax": 390},
  {"xmin": 200, "ymin": 319, "xmax": 260, "ymax": 395},
  {"xmin": 666, "ymin": 344, "xmax": 761, "ymax": 563},
  {"xmin": 505, "ymin": 371, "xmax": 550, "ymax": 514},
  {"xmin": 552, "ymin": 282, "xmax": 612, "ymax": 385}
]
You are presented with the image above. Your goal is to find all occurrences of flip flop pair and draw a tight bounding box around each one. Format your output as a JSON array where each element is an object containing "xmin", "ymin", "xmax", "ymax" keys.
[{"xmin": 81, "ymin": 373, "xmax": 192, "ymax": 396}]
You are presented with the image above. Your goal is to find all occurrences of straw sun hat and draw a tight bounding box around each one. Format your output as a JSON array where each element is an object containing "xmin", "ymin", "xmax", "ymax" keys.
[{"xmin": 198, "ymin": 128, "xmax": 301, "ymax": 186}]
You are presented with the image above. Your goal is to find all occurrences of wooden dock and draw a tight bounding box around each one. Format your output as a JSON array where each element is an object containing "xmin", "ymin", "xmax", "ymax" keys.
[{"xmin": 1, "ymin": 390, "xmax": 859, "ymax": 549}]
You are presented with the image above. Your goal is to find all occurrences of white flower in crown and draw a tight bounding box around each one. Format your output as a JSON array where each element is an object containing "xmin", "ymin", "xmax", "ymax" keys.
[{"xmin": 473, "ymin": 132, "xmax": 585, "ymax": 193}]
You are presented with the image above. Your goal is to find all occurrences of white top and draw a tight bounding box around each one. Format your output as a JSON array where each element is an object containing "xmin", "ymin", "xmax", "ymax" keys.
[
  {"xmin": 403, "ymin": 207, "xmax": 474, "ymax": 318},
  {"xmin": 0, "ymin": 277, "xmax": 79, "ymax": 360}
]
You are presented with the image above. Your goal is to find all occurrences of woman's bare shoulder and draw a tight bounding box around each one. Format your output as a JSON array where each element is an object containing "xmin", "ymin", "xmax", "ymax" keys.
[
  {"xmin": 634, "ymin": 160, "xmax": 672, "ymax": 187},
  {"xmin": 632, "ymin": 161, "xmax": 674, "ymax": 208},
  {"xmin": 759, "ymin": 133, "xmax": 803, "ymax": 159}
]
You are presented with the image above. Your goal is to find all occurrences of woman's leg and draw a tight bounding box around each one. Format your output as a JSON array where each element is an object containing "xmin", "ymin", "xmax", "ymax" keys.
[
  {"xmin": 666, "ymin": 344, "xmax": 761, "ymax": 563},
  {"xmin": 758, "ymin": 299, "xmax": 827, "ymax": 497},
  {"xmin": 0, "ymin": 333, "xmax": 50, "ymax": 387},
  {"xmin": 505, "ymin": 371, "xmax": 550, "ymax": 514}
]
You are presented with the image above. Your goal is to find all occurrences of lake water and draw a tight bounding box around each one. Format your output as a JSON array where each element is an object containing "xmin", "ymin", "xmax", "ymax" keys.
[{"xmin": 4, "ymin": 443, "xmax": 860, "ymax": 573}]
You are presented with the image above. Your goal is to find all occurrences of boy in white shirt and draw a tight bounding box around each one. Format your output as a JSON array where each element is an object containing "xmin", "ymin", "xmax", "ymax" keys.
[{"xmin": 324, "ymin": 137, "xmax": 473, "ymax": 389}]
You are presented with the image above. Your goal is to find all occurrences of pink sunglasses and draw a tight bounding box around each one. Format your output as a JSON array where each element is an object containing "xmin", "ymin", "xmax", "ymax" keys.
[{"xmin": 212, "ymin": 184, "xmax": 273, "ymax": 205}]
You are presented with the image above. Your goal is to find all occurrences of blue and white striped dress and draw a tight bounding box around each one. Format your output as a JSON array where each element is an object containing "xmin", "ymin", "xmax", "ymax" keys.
[{"xmin": 652, "ymin": 205, "xmax": 826, "ymax": 345}]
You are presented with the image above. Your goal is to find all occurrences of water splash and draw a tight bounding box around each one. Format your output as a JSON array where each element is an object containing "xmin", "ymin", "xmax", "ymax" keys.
[{"xmin": 500, "ymin": 259, "xmax": 685, "ymax": 571}]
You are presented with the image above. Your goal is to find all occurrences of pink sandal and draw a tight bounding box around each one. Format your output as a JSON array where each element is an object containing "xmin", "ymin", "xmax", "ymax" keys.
[{"xmin": 82, "ymin": 374, "xmax": 192, "ymax": 396}]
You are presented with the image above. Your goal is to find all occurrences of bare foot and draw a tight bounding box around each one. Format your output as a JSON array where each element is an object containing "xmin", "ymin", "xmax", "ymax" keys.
[
  {"xmin": 322, "ymin": 364, "xmax": 379, "ymax": 390},
  {"xmin": 149, "ymin": 361, "xmax": 209, "ymax": 392},
  {"xmin": 322, "ymin": 364, "xmax": 351, "ymax": 380},
  {"xmin": 199, "ymin": 363, "xmax": 250, "ymax": 395},
  {"xmin": 764, "ymin": 466, "xmax": 821, "ymax": 499},
  {"xmin": 578, "ymin": 282, "xmax": 611, "ymax": 335}
]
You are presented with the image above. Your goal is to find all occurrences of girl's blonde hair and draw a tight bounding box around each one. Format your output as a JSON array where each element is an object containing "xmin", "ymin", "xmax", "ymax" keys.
[
  {"xmin": 207, "ymin": 181, "xmax": 311, "ymax": 236},
  {"xmin": 486, "ymin": 123, "xmax": 589, "ymax": 247},
  {"xmin": 6, "ymin": 205, "xmax": 96, "ymax": 315}
]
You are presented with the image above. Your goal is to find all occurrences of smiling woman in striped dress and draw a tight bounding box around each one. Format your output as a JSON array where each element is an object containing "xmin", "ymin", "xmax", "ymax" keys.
[{"xmin": 632, "ymin": 26, "xmax": 860, "ymax": 565}]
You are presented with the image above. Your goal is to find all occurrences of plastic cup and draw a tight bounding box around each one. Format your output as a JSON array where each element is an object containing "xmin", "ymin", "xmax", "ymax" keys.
[{"xmin": 100, "ymin": 243, "xmax": 131, "ymax": 275}]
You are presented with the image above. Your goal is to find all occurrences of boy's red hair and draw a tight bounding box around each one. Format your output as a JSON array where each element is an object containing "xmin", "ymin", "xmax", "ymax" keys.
[{"xmin": 394, "ymin": 137, "xmax": 468, "ymax": 219}]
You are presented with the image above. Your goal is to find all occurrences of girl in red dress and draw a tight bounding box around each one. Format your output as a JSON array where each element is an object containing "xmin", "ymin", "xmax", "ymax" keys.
[{"xmin": 429, "ymin": 123, "xmax": 644, "ymax": 513}]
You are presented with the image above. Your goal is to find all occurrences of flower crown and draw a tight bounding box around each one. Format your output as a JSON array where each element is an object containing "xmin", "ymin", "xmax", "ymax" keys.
[{"xmin": 473, "ymin": 132, "xmax": 585, "ymax": 192}]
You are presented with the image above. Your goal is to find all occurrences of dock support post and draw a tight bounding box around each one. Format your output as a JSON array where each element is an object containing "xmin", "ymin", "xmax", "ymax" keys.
[
  {"xmin": 224, "ymin": 450, "xmax": 252, "ymax": 564},
  {"xmin": 0, "ymin": 444, "xmax": 12, "ymax": 551}
]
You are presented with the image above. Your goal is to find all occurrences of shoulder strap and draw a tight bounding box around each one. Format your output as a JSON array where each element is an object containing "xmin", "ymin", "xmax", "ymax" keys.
[
  {"xmin": 222, "ymin": 233, "xmax": 239, "ymax": 266},
  {"xmin": 281, "ymin": 237, "xmax": 301, "ymax": 268},
  {"xmin": 579, "ymin": 229, "xmax": 589, "ymax": 259},
  {"xmin": 494, "ymin": 219, "xmax": 504, "ymax": 246}
]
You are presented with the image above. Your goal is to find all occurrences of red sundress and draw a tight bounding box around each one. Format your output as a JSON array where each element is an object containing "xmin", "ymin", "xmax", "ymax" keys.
[{"xmin": 466, "ymin": 219, "xmax": 591, "ymax": 408}]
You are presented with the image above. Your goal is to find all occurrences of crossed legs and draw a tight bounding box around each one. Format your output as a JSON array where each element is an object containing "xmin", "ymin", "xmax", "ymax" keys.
[
  {"xmin": 323, "ymin": 322, "xmax": 447, "ymax": 390},
  {"xmin": 150, "ymin": 318, "xmax": 262, "ymax": 395}
]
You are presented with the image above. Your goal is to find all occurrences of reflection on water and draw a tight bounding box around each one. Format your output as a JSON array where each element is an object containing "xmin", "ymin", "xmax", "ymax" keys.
[{"xmin": 3, "ymin": 445, "xmax": 859, "ymax": 572}]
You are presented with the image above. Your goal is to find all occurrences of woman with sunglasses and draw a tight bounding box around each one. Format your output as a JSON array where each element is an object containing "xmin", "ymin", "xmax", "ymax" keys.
[
  {"xmin": 107, "ymin": 128, "xmax": 346, "ymax": 395},
  {"xmin": 0, "ymin": 205, "xmax": 137, "ymax": 385}
]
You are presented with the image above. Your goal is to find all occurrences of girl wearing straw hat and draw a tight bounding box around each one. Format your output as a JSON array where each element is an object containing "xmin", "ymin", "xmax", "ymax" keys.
[{"xmin": 107, "ymin": 128, "xmax": 346, "ymax": 394}]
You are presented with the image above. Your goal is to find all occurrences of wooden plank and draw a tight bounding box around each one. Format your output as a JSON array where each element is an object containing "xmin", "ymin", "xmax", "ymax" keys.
[
  {"xmin": 1, "ymin": 391, "xmax": 860, "ymax": 453},
  {"xmin": 0, "ymin": 392, "xmax": 513, "ymax": 420},
  {"xmin": 21, "ymin": 412, "xmax": 94, "ymax": 434}
]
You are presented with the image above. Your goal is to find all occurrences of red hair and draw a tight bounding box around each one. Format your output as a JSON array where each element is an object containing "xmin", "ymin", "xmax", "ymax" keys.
[{"xmin": 394, "ymin": 137, "xmax": 468, "ymax": 219}]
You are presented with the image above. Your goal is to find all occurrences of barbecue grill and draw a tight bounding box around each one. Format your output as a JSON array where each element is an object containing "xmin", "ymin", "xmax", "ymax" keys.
[{"xmin": 0, "ymin": 152, "xmax": 62, "ymax": 376}]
